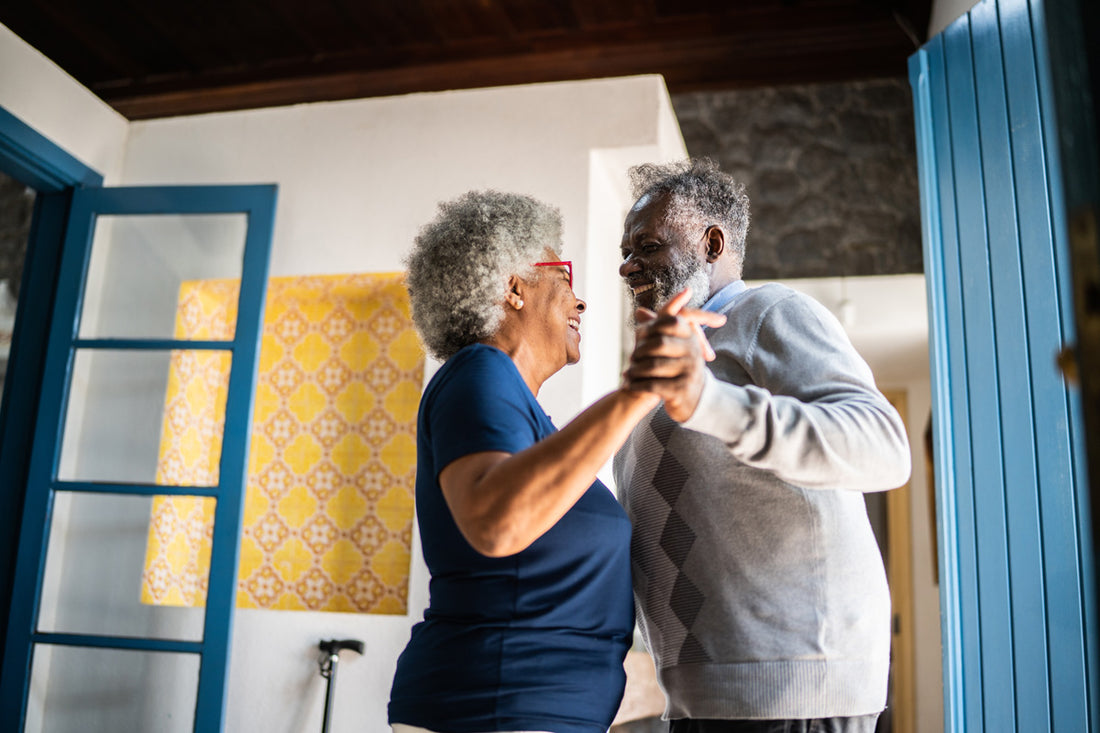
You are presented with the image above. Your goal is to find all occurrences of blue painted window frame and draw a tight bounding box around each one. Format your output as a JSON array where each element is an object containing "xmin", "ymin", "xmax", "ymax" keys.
[{"xmin": 0, "ymin": 176, "xmax": 276, "ymax": 731}]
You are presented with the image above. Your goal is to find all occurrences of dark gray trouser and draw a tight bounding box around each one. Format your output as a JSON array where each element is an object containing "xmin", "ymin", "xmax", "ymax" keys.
[{"xmin": 668, "ymin": 714, "xmax": 881, "ymax": 733}]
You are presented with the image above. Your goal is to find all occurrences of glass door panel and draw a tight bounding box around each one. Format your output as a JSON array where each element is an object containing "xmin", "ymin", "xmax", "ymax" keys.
[
  {"xmin": 57, "ymin": 349, "xmax": 231, "ymax": 486},
  {"xmin": 26, "ymin": 646, "xmax": 199, "ymax": 733},
  {"xmin": 78, "ymin": 214, "xmax": 246, "ymax": 341},
  {"xmin": 37, "ymin": 492, "xmax": 209, "ymax": 642}
]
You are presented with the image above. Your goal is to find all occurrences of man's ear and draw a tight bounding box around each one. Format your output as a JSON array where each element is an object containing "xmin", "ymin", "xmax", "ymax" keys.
[{"xmin": 704, "ymin": 225, "xmax": 725, "ymax": 263}]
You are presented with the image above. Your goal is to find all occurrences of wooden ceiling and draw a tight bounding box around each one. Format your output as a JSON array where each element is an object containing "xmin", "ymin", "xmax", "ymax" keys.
[{"xmin": 2, "ymin": 0, "xmax": 931, "ymax": 120}]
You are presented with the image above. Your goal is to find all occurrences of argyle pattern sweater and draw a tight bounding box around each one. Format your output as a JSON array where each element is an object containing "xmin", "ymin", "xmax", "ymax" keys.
[{"xmin": 615, "ymin": 282, "xmax": 911, "ymax": 720}]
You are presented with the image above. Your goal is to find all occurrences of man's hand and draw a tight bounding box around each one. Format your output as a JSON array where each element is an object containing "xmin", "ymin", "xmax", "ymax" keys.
[{"xmin": 623, "ymin": 288, "xmax": 726, "ymax": 422}]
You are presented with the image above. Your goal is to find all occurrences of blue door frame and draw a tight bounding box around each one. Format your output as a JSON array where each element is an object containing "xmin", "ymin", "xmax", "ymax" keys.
[
  {"xmin": 0, "ymin": 184, "xmax": 276, "ymax": 732},
  {"xmin": 0, "ymin": 105, "xmax": 277, "ymax": 731},
  {"xmin": 0, "ymin": 106, "xmax": 103, "ymax": 664},
  {"xmin": 909, "ymin": 0, "xmax": 1097, "ymax": 729}
]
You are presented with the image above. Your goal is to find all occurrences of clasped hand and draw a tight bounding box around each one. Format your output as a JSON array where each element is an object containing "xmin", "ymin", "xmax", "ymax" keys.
[{"xmin": 622, "ymin": 288, "xmax": 726, "ymax": 422}]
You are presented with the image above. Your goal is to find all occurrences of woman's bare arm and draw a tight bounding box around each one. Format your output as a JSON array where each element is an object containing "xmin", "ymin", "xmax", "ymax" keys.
[
  {"xmin": 440, "ymin": 288, "xmax": 724, "ymax": 557},
  {"xmin": 439, "ymin": 388, "xmax": 658, "ymax": 557}
]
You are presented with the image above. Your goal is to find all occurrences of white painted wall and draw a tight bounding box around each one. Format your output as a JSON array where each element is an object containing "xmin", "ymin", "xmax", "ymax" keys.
[
  {"xmin": 0, "ymin": 23, "xmax": 127, "ymax": 182},
  {"xmin": 120, "ymin": 78, "xmax": 683, "ymax": 426},
  {"xmin": 929, "ymin": 0, "xmax": 982, "ymax": 37}
]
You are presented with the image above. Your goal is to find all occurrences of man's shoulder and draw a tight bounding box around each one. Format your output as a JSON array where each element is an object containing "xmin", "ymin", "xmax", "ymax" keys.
[
  {"xmin": 740, "ymin": 281, "xmax": 801, "ymax": 303},
  {"xmin": 719, "ymin": 282, "xmax": 800, "ymax": 322},
  {"xmin": 734, "ymin": 282, "xmax": 829, "ymax": 318},
  {"xmin": 711, "ymin": 283, "xmax": 836, "ymax": 351}
]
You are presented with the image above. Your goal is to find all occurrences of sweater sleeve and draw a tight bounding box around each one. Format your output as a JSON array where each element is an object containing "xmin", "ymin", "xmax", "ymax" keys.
[{"xmin": 680, "ymin": 288, "xmax": 911, "ymax": 491}]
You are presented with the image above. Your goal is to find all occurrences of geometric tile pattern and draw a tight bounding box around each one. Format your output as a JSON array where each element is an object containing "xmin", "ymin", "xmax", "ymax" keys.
[{"xmin": 141, "ymin": 273, "xmax": 424, "ymax": 614}]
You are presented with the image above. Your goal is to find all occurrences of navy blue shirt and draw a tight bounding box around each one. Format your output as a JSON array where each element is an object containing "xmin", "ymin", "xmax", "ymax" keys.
[{"xmin": 388, "ymin": 344, "xmax": 634, "ymax": 733}]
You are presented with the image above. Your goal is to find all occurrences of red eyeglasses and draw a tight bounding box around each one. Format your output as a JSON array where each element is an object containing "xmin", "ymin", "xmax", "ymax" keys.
[{"xmin": 534, "ymin": 260, "xmax": 573, "ymax": 290}]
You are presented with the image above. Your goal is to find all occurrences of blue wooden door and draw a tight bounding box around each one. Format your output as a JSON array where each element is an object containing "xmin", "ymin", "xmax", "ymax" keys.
[
  {"xmin": 0, "ymin": 184, "xmax": 275, "ymax": 732},
  {"xmin": 909, "ymin": 0, "xmax": 1097, "ymax": 730}
]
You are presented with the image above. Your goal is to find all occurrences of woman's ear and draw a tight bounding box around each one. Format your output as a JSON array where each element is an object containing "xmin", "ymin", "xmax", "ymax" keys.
[
  {"xmin": 504, "ymin": 274, "xmax": 525, "ymax": 311},
  {"xmin": 704, "ymin": 225, "xmax": 726, "ymax": 263}
]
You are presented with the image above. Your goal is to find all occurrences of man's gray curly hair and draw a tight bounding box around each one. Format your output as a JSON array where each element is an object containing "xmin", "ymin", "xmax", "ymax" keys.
[
  {"xmin": 403, "ymin": 190, "xmax": 563, "ymax": 361},
  {"xmin": 628, "ymin": 158, "xmax": 750, "ymax": 274}
]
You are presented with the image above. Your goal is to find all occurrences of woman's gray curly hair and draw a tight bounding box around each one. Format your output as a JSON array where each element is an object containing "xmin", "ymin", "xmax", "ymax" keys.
[
  {"xmin": 404, "ymin": 190, "xmax": 563, "ymax": 361},
  {"xmin": 628, "ymin": 158, "xmax": 750, "ymax": 274}
]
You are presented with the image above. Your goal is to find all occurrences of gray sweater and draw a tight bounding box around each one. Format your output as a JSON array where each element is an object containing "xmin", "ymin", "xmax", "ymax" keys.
[{"xmin": 614, "ymin": 282, "xmax": 911, "ymax": 720}]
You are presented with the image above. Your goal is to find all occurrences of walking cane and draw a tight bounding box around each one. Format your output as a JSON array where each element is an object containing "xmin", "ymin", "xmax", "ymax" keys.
[{"xmin": 317, "ymin": 638, "xmax": 364, "ymax": 733}]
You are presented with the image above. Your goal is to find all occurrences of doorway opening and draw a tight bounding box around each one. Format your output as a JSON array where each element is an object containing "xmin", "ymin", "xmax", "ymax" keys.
[{"xmin": 0, "ymin": 170, "xmax": 34, "ymax": 406}]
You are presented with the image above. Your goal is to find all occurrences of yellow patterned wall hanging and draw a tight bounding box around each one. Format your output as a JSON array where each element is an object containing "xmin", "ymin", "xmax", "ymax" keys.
[{"xmin": 141, "ymin": 273, "xmax": 424, "ymax": 614}]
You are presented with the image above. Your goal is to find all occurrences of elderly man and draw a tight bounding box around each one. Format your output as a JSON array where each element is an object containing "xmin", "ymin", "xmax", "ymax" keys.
[{"xmin": 615, "ymin": 158, "xmax": 911, "ymax": 733}]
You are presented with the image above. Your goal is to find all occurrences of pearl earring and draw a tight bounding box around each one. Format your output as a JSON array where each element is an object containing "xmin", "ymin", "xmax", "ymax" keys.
[{"xmin": 515, "ymin": 299, "xmax": 524, "ymax": 309}]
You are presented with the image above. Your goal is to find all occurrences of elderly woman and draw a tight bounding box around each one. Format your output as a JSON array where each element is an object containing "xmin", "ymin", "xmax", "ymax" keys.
[{"xmin": 388, "ymin": 191, "xmax": 719, "ymax": 733}]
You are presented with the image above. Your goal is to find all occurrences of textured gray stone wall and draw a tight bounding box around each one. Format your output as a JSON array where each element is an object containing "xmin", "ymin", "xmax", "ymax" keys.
[
  {"xmin": 670, "ymin": 78, "xmax": 922, "ymax": 279},
  {"xmin": 0, "ymin": 171, "xmax": 34, "ymax": 297}
]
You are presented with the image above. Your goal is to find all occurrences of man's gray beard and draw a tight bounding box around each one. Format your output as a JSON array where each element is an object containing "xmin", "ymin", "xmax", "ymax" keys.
[{"xmin": 649, "ymin": 253, "xmax": 710, "ymax": 311}]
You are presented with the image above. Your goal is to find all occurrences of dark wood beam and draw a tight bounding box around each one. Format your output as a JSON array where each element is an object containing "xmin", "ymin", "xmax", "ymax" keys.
[
  {"xmin": 1, "ymin": 0, "xmax": 927, "ymax": 120},
  {"xmin": 104, "ymin": 15, "xmax": 915, "ymax": 118}
]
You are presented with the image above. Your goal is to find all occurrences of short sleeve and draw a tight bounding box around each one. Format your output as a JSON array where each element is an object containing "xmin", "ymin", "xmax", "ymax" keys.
[{"xmin": 426, "ymin": 346, "xmax": 543, "ymax": 474}]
